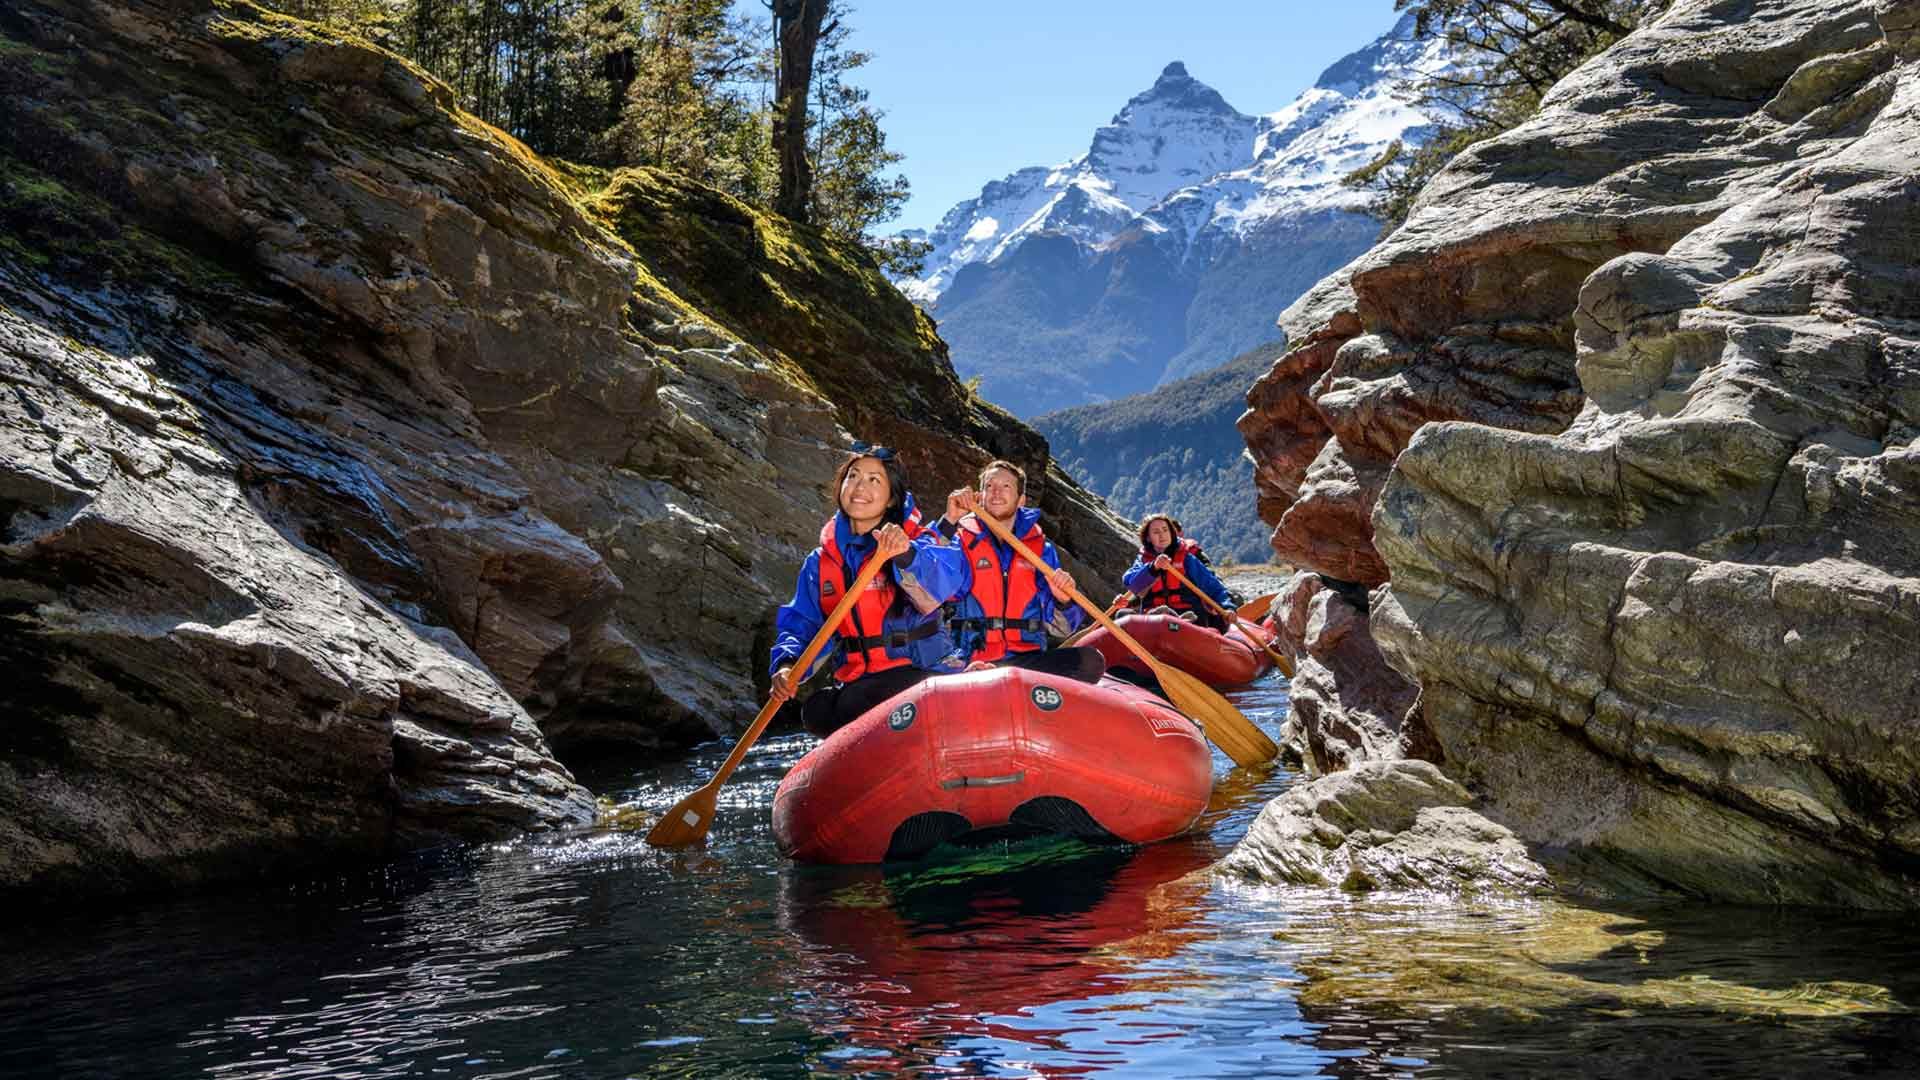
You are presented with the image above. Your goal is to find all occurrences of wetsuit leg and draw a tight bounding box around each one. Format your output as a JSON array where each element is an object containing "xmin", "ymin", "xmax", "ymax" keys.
[{"xmin": 995, "ymin": 646, "xmax": 1106, "ymax": 683}]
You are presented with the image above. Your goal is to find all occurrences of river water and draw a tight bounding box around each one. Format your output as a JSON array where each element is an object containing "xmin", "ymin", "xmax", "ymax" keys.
[{"xmin": 6, "ymin": 671, "xmax": 1920, "ymax": 1078}]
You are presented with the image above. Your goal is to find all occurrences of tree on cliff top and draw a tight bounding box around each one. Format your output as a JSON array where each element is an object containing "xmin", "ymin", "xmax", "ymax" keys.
[
  {"xmin": 1346, "ymin": 0, "xmax": 1673, "ymax": 232},
  {"xmin": 769, "ymin": 0, "xmax": 829, "ymax": 222},
  {"xmin": 280, "ymin": 0, "xmax": 919, "ymax": 271},
  {"xmin": 802, "ymin": 11, "xmax": 929, "ymax": 275},
  {"xmin": 599, "ymin": 0, "xmax": 769, "ymax": 193}
]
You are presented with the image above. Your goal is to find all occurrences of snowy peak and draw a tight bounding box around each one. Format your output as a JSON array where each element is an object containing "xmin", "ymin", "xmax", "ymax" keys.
[
  {"xmin": 896, "ymin": 18, "xmax": 1456, "ymax": 306},
  {"xmin": 1125, "ymin": 60, "xmax": 1240, "ymax": 116},
  {"xmin": 1082, "ymin": 64, "xmax": 1260, "ymax": 210}
]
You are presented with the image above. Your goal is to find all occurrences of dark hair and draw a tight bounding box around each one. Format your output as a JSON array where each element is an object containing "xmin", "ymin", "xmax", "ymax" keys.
[
  {"xmin": 835, "ymin": 446, "xmax": 917, "ymax": 622},
  {"xmin": 1137, "ymin": 513, "xmax": 1182, "ymax": 554},
  {"xmin": 977, "ymin": 458, "xmax": 1026, "ymax": 496},
  {"xmin": 834, "ymin": 447, "xmax": 910, "ymax": 527}
]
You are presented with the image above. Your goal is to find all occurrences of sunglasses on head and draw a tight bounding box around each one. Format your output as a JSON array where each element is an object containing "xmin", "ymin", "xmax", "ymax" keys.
[{"xmin": 849, "ymin": 440, "xmax": 895, "ymax": 461}]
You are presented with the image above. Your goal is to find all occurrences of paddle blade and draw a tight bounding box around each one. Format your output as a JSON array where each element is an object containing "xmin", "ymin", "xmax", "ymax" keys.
[
  {"xmin": 1236, "ymin": 591, "xmax": 1277, "ymax": 623},
  {"xmin": 1159, "ymin": 665, "xmax": 1277, "ymax": 768},
  {"xmin": 1234, "ymin": 617, "xmax": 1297, "ymax": 680},
  {"xmin": 645, "ymin": 784, "xmax": 720, "ymax": 849}
]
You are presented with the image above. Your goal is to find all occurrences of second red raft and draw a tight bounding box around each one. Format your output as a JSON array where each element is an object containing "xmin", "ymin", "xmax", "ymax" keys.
[
  {"xmin": 1076, "ymin": 612, "xmax": 1270, "ymax": 687},
  {"xmin": 772, "ymin": 665, "xmax": 1213, "ymax": 864}
]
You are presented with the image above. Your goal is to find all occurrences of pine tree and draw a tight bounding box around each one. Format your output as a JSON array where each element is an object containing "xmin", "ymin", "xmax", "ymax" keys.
[
  {"xmin": 297, "ymin": 0, "xmax": 906, "ymax": 252},
  {"xmin": 599, "ymin": 1, "xmax": 764, "ymax": 185},
  {"xmin": 803, "ymin": 13, "xmax": 926, "ymax": 273}
]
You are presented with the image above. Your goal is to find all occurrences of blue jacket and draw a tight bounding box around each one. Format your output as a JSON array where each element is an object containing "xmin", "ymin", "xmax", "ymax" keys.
[
  {"xmin": 770, "ymin": 501, "xmax": 968, "ymax": 681},
  {"xmin": 938, "ymin": 507, "xmax": 1084, "ymax": 660},
  {"xmin": 1123, "ymin": 541, "xmax": 1231, "ymax": 610}
]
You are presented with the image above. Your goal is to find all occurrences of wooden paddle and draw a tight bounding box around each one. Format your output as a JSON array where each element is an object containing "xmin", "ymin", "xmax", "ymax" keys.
[
  {"xmin": 645, "ymin": 540, "xmax": 892, "ymax": 849},
  {"xmin": 1236, "ymin": 591, "xmax": 1278, "ymax": 623},
  {"xmin": 1059, "ymin": 593, "xmax": 1129, "ymax": 648},
  {"xmin": 974, "ymin": 512, "xmax": 1276, "ymax": 768},
  {"xmin": 1163, "ymin": 564, "xmax": 1297, "ymax": 679}
]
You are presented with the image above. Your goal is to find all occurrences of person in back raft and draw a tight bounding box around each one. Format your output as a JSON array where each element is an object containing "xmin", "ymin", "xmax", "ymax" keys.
[
  {"xmin": 938, "ymin": 460, "xmax": 1106, "ymax": 681},
  {"xmin": 768, "ymin": 444, "xmax": 968, "ymax": 737},
  {"xmin": 1122, "ymin": 513, "xmax": 1233, "ymax": 631}
]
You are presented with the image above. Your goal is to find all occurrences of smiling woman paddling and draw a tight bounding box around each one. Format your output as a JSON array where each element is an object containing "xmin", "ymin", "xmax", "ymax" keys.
[
  {"xmin": 768, "ymin": 443, "xmax": 968, "ymax": 737},
  {"xmin": 1122, "ymin": 513, "xmax": 1234, "ymax": 632}
]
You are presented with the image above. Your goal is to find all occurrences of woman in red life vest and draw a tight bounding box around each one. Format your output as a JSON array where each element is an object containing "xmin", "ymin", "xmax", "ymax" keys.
[
  {"xmin": 937, "ymin": 460, "xmax": 1105, "ymax": 682},
  {"xmin": 1120, "ymin": 514, "xmax": 1233, "ymax": 631},
  {"xmin": 768, "ymin": 443, "xmax": 968, "ymax": 737}
]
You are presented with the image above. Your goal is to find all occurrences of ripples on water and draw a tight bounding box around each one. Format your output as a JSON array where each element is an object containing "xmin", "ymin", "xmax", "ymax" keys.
[{"xmin": 4, "ymin": 673, "xmax": 1919, "ymax": 1078}]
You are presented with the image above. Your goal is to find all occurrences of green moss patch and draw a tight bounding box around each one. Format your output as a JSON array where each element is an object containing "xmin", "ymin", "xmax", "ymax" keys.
[
  {"xmin": 0, "ymin": 156, "xmax": 241, "ymax": 292},
  {"xmin": 593, "ymin": 167, "xmax": 971, "ymax": 429}
]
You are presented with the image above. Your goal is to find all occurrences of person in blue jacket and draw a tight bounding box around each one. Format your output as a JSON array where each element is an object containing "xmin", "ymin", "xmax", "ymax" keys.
[
  {"xmin": 768, "ymin": 443, "xmax": 968, "ymax": 736},
  {"xmin": 1122, "ymin": 513, "xmax": 1233, "ymax": 631},
  {"xmin": 937, "ymin": 460, "xmax": 1104, "ymax": 682}
]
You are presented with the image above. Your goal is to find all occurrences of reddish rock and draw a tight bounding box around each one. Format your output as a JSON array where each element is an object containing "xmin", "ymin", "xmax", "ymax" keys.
[
  {"xmin": 1267, "ymin": 573, "xmax": 1430, "ymax": 773},
  {"xmin": 1248, "ymin": 0, "xmax": 1920, "ymax": 906}
]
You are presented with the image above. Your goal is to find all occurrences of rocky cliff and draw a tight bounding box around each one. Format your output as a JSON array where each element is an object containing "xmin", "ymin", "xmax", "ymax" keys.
[
  {"xmin": 0, "ymin": 0, "xmax": 1133, "ymax": 905},
  {"xmin": 1242, "ymin": 0, "xmax": 1920, "ymax": 905}
]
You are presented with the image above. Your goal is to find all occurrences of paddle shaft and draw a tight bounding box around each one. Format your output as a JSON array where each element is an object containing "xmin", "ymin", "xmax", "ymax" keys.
[
  {"xmin": 717, "ymin": 547, "xmax": 891, "ymax": 786},
  {"xmin": 972, "ymin": 514, "xmax": 1186, "ymax": 686},
  {"xmin": 1164, "ymin": 564, "xmax": 1296, "ymax": 676},
  {"xmin": 1236, "ymin": 591, "xmax": 1277, "ymax": 623},
  {"xmin": 645, "ymin": 535, "xmax": 893, "ymax": 847},
  {"xmin": 1060, "ymin": 594, "xmax": 1129, "ymax": 647},
  {"xmin": 972, "ymin": 511, "xmax": 1275, "ymax": 767},
  {"xmin": 1160, "ymin": 563, "xmax": 1233, "ymax": 621}
]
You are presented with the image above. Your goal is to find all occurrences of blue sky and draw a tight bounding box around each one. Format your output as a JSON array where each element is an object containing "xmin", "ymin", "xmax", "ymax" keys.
[{"xmin": 804, "ymin": 0, "xmax": 1406, "ymax": 231}]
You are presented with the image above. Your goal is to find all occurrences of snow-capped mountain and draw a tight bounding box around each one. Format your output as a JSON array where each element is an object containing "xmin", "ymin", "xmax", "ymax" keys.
[
  {"xmin": 899, "ymin": 61, "xmax": 1261, "ymax": 303},
  {"xmin": 897, "ymin": 14, "xmax": 1454, "ymax": 417}
]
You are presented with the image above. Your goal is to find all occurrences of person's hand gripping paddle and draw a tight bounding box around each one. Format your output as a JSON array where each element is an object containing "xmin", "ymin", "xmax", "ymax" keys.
[
  {"xmin": 1163, "ymin": 564, "xmax": 1296, "ymax": 679},
  {"xmin": 645, "ymin": 543, "xmax": 892, "ymax": 849}
]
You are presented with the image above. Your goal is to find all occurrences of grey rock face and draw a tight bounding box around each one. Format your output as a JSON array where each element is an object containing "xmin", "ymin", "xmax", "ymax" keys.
[
  {"xmin": 1352, "ymin": 0, "xmax": 1920, "ymax": 906},
  {"xmin": 1216, "ymin": 761, "xmax": 1552, "ymax": 896},
  {"xmin": 1241, "ymin": 0, "xmax": 1898, "ymax": 585},
  {"xmin": 1266, "ymin": 573, "xmax": 1432, "ymax": 774},
  {"xmin": 1, "ymin": 271, "xmax": 598, "ymax": 901},
  {"xmin": 0, "ymin": 0, "xmax": 1133, "ymax": 903}
]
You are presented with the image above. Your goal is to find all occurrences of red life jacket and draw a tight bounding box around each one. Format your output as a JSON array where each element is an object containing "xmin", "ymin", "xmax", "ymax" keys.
[
  {"xmin": 1138, "ymin": 537, "xmax": 1207, "ymax": 613},
  {"xmin": 953, "ymin": 514, "xmax": 1048, "ymax": 662},
  {"xmin": 815, "ymin": 515, "xmax": 927, "ymax": 682}
]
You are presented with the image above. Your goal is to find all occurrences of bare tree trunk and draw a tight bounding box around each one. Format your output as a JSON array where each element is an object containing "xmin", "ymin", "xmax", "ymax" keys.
[{"xmin": 770, "ymin": 0, "xmax": 827, "ymax": 222}]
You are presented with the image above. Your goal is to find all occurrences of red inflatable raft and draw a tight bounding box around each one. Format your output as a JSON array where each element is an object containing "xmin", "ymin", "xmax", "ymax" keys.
[
  {"xmin": 772, "ymin": 665, "xmax": 1213, "ymax": 864},
  {"xmin": 1076, "ymin": 612, "xmax": 1269, "ymax": 688}
]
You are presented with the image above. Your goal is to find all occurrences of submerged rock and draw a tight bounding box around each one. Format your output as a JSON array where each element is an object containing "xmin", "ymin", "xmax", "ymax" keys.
[{"xmin": 1218, "ymin": 761, "xmax": 1551, "ymax": 896}]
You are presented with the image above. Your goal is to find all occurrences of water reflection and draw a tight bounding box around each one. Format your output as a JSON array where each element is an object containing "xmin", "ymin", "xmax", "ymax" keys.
[
  {"xmin": 1246, "ymin": 889, "xmax": 1920, "ymax": 1079},
  {"xmin": 780, "ymin": 836, "xmax": 1219, "ymax": 1075},
  {"xmin": 13, "ymin": 667, "xmax": 1920, "ymax": 1079}
]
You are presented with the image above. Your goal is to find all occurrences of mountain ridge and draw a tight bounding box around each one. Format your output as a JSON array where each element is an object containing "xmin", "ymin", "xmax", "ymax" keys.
[{"xmin": 897, "ymin": 13, "xmax": 1452, "ymax": 417}]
